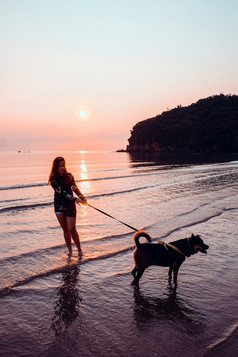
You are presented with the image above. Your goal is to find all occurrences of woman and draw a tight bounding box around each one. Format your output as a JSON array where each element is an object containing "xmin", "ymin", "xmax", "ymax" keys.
[{"xmin": 49, "ymin": 156, "xmax": 88, "ymax": 256}]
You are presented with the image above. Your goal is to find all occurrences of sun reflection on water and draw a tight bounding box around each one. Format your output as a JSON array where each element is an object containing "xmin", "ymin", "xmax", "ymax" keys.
[{"xmin": 77, "ymin": 153, "xmax": 91, "ymax": 206}]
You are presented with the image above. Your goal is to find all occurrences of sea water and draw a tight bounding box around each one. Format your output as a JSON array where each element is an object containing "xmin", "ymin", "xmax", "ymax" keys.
[{"xmin": 0, "ymin": 151, "xmax": 237, "ymax": 356}]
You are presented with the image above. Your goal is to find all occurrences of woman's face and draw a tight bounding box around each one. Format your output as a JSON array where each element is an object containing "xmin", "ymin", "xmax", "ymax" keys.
[{"xmin": 58, "ymin": 160, "xmax": 66, "ymax": 175}]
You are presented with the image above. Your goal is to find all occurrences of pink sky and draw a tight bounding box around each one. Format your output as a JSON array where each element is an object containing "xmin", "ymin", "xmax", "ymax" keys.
[{"xmin": 1, "ymin": 1, "xmax": 238, "ymax": 151}]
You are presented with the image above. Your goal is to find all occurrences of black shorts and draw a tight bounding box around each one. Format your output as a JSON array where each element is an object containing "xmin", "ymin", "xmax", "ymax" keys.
[{"xmin": 55, "ymin": 202, "xmax": 77, "ymax": 217}]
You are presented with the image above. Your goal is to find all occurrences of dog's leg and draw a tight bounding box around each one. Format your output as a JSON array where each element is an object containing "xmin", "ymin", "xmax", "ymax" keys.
[
  {"xmin": 132, "ymin": 268, "xmax": 145, "ymax": 288},
  {"xmin": 173, "ymin": 267, "xmax": 179, "ymax": 287},
  {"xmin": 168, "ymin": 267, "xmax": 172, "ymax": 283},
  {"xmin": 131, "ymin": 266, "xmax": 137, "ymax": 277}
]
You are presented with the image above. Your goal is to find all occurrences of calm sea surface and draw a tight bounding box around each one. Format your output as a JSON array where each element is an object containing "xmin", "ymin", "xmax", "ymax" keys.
[{"xmin": 0, "ymin": 151, "xmax": 237, "ymax": 356}]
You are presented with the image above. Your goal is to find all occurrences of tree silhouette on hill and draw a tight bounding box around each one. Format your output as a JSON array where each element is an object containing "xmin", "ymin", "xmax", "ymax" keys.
[{"xmin": 127, "ymin": 94, "xmax": 238, "ymax": 152}]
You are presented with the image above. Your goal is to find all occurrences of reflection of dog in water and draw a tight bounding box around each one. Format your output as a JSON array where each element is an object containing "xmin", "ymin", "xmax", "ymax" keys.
[
  {"xmin": 133, "ymin": 288, "xmax": 205, "ymax": 335},
  {"xmin": 131, "ymin": 230, "xmax": 209, "ymax": 288}
]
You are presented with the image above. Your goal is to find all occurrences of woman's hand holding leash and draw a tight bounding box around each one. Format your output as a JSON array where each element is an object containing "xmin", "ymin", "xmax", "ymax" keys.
[{"xmin": 76, "ymin": 196, "xmax": 88, "ymax": 206}]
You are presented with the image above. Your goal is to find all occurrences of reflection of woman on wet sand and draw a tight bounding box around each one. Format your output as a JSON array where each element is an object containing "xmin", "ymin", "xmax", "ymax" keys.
[
  {"xmin": 49, "ymin": 157, "xmax": 88, "ymax": 256},
  {"xmin": 51, "ymin": 265, "xmax": 81, "ymax": 336}
]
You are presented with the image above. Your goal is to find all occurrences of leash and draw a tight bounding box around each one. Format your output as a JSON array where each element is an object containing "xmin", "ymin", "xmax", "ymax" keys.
[{"xmin": 88, "ymin": 204, "xmax": 138, "ymax": 232}]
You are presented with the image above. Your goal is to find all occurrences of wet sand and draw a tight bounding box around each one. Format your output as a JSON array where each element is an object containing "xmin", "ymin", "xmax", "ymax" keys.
[{"xmin": 1, "ymin": 248, "xmax": 237, "ymax": 357}]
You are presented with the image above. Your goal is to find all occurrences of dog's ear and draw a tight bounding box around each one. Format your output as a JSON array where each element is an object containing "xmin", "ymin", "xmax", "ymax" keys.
[{"xmin": 191, "ymin": 233, "xmax": 195, "ymax": 239}]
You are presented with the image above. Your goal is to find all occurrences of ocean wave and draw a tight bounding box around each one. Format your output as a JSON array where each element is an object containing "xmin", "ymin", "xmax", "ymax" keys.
[
  {"xmin": 0, "ymin": 231, "xmax": 133, "ymax": 264},
  {"xmin": 0, "ymin": 246, "xmax": 132, "ymax": 298},
  {"xmin": 0, "ymin": 202, "xmax": 52, "ymax": 214},
  {"xmin": 1, "ymin": 160, "xmax": 238, "ymax": 193},
  {"xmin": 0, "ymin": 182, "xmax": 47, "ymax": 191},
  {"xmin": 0, "ymin": 185, "xmax": 157, "ymax": 214},
  {"xmin": 1, "ymin": 205, "xmax": 237, "ymax": 298},
  {"xmin": 176, "ymin": 193, "xmax": 238, "ymax": 218},
  {"xmin": 204, "ymin": 322, "xmax": 238, "ymax": 356},
  {"xmin": 0, "ymin": 163, "xmax": 225, "ymax": 191},
  {"xmin": 0, "ymin": 174, "xmax": 232, "ymax": 215},
  {"xmin": 150, "ymin": 206, "xmax": 238, "ymax": 241},
  {"xmin": 0, "ymin": 172, "xmax": 157, "ymax": 191}
]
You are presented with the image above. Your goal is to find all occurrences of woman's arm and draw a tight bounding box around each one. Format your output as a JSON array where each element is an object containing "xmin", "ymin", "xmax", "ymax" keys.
[{"xmin": 70, "ymin": 175, "xmax": 88, "ymax": 204}]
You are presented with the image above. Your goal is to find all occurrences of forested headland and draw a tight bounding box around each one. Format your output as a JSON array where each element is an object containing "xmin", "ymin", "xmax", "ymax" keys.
[{"xmin": 126, "ymin": 94, "xmax": 238, "ymax": 152}]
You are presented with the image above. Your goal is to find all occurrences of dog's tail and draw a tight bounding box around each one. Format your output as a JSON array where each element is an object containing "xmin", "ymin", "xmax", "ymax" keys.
[{"xmin": 134, "ymin": 230, "xmax": 152, "ymax": 247}]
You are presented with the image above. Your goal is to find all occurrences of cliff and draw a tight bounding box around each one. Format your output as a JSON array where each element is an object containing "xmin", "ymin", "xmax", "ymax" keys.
[{"xmin": 126, "ymin": 94, "xmax": 238, "ymax": 152}]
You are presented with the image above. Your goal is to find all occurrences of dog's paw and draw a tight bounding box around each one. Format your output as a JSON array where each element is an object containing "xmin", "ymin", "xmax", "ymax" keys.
[{"xmin": 131, "ymin": 280, "xmax": 140, "ymax": 289}]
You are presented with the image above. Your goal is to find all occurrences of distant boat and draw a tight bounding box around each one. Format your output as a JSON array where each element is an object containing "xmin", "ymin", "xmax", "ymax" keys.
[{"xmin": 116, "ymin": 149, "xmax": 126, "ymax": 152}]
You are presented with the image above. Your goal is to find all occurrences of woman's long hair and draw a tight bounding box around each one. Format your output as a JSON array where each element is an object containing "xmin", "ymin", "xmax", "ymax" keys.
[{"xmin": 48, "ymin": 157, "xmax": 68, "ymax": 184}]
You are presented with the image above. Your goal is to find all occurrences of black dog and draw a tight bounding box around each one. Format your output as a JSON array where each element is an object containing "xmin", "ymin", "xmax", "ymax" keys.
[{"xmin": 131, "ymin": 230, "xmax": 209, "ymax": 288}]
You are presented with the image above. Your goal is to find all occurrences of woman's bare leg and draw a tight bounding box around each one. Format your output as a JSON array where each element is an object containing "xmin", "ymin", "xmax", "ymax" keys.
[
  {"xmin": 66, "ymin": 216, "xmax": 82, "ymax": 254},
  {"xmin": 55, "ymin": 213, "xmax": 72, "ymax": 254}
]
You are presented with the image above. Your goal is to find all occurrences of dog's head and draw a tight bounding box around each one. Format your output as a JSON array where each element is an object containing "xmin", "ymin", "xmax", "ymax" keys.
[{"xmin": 190, "ymin": 234, "xmax": 209, "ymax": 255}]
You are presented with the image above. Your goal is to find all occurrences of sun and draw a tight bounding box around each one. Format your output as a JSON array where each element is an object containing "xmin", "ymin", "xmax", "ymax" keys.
[
  {"xmin": 79, "ymin": 111, "xmax": 87, "ymax": 119},
  {"xmin": 75, "ymin": 106, "xmax": 90, "ymax": 121}
]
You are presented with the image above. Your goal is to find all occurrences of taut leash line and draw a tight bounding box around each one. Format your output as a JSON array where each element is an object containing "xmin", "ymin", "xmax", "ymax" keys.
[{"xmin": 88, "ymin": 204, "xmax": 138, "ymax": 232}]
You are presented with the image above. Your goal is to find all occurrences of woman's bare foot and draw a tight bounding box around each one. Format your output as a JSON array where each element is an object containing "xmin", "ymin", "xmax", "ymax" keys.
[{"xmin": 78, "ymin": 249, "xmax": 83, "ymax": 257}]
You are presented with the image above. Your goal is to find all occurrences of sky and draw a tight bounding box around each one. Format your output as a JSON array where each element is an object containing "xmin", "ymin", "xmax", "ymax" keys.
[{"xmin": 1, "ymin": 0, "xmax": 238, "ymax": 151}]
